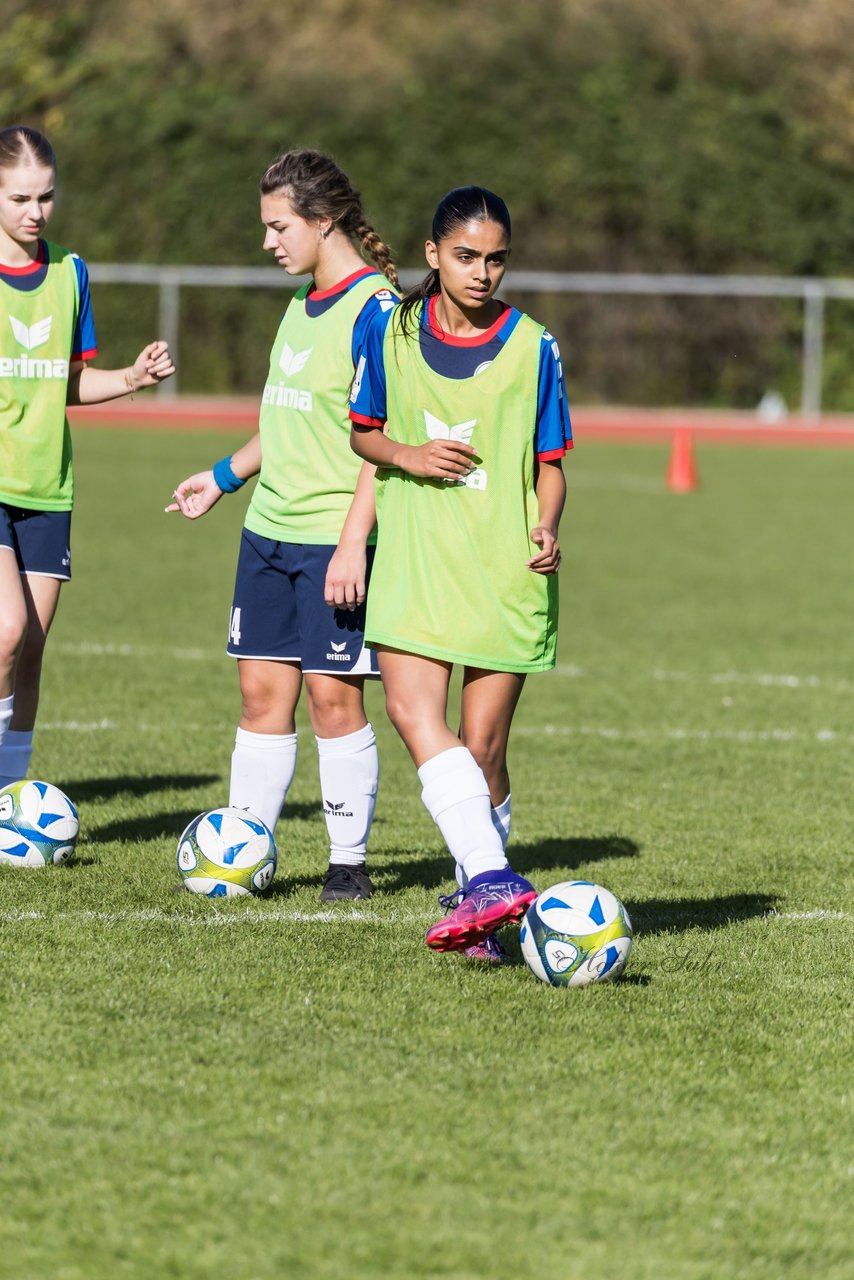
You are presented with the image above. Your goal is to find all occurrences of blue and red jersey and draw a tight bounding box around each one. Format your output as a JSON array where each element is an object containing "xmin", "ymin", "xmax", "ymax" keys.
[
  {"xmin": 299, "ymin": 264, "xmax": 397, "ymax": 365},
  {"xmin": 349, "ymin": 293, "xmax": 573, "ymax": 460},
  {"xmin": 0, "ymin": 240, "xmax": 97, "ymax": 362}
]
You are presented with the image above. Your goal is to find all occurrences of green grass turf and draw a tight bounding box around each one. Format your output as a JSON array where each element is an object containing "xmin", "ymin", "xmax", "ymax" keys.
[{"xmin": 0, "ymin": 426, "xmax": 851, "ymax": 1279}]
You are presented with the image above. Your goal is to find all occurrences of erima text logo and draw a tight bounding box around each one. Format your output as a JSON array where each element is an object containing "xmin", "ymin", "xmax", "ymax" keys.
[
  {"xmin": 423, "ymin": 410, "xmax": 487, "ymax": 490},
  {"xmin": 326, "ymin": 640, "xmax": 351, "ymax": 662},
  {"xmin": 323, "ymin": 798, "xmax": 354, "ymax": 817},
  {"xmin": 3, "ymin": 314, "xmax": 68, "ymax": 380},
  {"xmin": 262, "ymin": 383, "xmax": 313, "ymax": 410}
]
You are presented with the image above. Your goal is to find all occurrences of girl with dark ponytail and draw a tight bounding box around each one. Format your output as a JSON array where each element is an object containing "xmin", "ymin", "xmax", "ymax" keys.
[
  {"xmin": 169, "ymin": 149, "xmax": 398, "ymax": 903},
  {"xmin": 350, "ymin": 185, "xmax": 572, "ymax": 961}
]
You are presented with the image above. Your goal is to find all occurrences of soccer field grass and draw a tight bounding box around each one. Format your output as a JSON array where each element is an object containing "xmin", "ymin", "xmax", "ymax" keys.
[{"xmin": 1, "ymin": 426, "xmax": 851, "ymax": 1279}]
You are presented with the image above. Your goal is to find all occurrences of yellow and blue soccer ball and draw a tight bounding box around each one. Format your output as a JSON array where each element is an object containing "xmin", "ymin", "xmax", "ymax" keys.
[
  {"xmin": 176, "ymin": 807, "xmax": 277, "ymax": 897},
  {"xmin": 0, "ymin": 780, "xmax": 79, "ymax": 867},
  {"xmin": 520, "ymin": 880, "xmax": 633, "ymax": 987}
]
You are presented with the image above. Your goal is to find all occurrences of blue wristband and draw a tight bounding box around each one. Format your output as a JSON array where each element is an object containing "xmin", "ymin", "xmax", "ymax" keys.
[{"xmin": 212, "ymin": 456, "xmax": 246, "ymax": 494}]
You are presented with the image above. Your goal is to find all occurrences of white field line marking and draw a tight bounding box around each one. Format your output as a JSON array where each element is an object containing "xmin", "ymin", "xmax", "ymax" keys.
[
  {"xmin": 555, "ymin": 665, "xmax": 854, "ymax": 694},
  {"xmin": 654, "ymin": 668, "xmax": 854, "ymax": 694},
  {"xmin": 517, "ymin": 725, "xmax": 854, "ymax": 745},
  {"xmin": 54, "ymin": 641, "xmax": 218, "ymax": 662},
  {"xmin": 0, "ymin": 907, "xmax": 433, "ymax": 926},
  {"xmin": 40, "ymin": 719, "xmax": 120, "ymax": 731},
  {"xmin": 38, "ymin": 720, "xmax": 854, "ymax": 745},
  {"xmin": 0, "ymin": 907, "xmax": 848, "ymax": 926},
  {"xmin": 766, "ymin": 910, "xmax": 851, "ymax": 921},
  {"xmin": 55, "ymin": 643, "xmax": 854, "ymax": 698}
]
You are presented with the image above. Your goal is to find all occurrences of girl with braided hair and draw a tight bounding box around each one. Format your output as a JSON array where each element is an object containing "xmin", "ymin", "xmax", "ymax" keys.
[{"xmin": 169, "ymin": 149, "xmax": 397, "ymax": 901}]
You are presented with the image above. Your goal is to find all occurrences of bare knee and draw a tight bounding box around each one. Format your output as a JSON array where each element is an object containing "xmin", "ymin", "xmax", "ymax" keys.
[
  {"xmin": 304, "ymin": 680, "xmax": 365, "ymax": 738},
  {"xmin": 463, "ymin": 730, "xmax": 508, "ymax": 793},
  {"xmin": 0, "ymin": 610, "xmax": 27, "ymax": 668},
  {"xmin": 238, "ymin": 663, "xmax": 299, "ymax": 733},
  {"xmin": 383, "ymin": 687, "xmax": 420, "ymax": 741}
]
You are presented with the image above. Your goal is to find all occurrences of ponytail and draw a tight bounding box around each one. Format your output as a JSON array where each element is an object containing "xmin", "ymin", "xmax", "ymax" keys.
[
  {"xmin": 356, "ymin": 223, "xmax": 398, "ymax": 289},
  {"xmin": 396, "ymin": 269, "xmax": 441, "ymax": 340}
]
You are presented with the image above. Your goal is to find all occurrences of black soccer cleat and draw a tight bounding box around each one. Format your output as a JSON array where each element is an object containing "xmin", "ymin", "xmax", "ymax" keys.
[{"xmin": 320, "ymin": 863, "xmax": 374, "ymax": 902}]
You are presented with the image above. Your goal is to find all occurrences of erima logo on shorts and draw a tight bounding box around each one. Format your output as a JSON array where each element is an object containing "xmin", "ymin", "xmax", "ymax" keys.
[
  {"xmin": 326, "ymin": 640, "xmax": 351, "ymax": 662},
  {"xmin": 263, "ymin": 343, "xmax": 314, "ymax": 409},
  {"xmin": 424, "ymin": 410, "xmax": 488, "ymax": 490},
  {"xmin": 2, "ymin": 314, "xmax": 69, "ymax": 379}
]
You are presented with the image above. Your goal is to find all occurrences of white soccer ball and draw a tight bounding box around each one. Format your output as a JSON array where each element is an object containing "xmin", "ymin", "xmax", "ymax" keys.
[
  {"xmin": 0, "ymin": 779, "xmax": 79, "ymax": 867},
  {"xmin": 520, "ymin": 880, "xmax": 633, "ymax": 987},
  {"xmin": 176, "ymin": 807, "xmax": 277, "ymax": 897}
]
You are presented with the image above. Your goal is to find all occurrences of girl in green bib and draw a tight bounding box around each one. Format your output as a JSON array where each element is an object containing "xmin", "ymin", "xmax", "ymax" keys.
[
  {"xmin": 350, "ymin": 186, "xmax": 571, "ymax": 958},
  {"xmin": 0, "ymin": 126, "xmax": 175, "ymax": 789},
  {"xmin": 169, "ymin": 151, "xmax": 398, "ymax": 902}
]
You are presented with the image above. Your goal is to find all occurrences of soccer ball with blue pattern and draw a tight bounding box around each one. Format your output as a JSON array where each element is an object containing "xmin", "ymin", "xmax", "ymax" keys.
[
  {"xmin": 520, "ymin": 880, "xmax": 633, "ymax": 987},
  {"xmin": 176, "ymin": 807, "xmax": 277, "ymax": 897},
  {"xmin": 0, "ymin": 780, "xmax": 79, "ymax": 867}
]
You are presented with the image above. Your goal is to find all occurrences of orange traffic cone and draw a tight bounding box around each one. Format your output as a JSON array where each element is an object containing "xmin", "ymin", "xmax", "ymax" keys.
[{"xmin": 666, "ymin": 429, "xmax": 698, "ymax": 493}]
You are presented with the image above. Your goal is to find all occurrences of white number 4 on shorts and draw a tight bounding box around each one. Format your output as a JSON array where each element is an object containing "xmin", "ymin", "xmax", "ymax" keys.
[{"xmin": 229, "ymin": 607, "xmax": 242, "ymax": 647}]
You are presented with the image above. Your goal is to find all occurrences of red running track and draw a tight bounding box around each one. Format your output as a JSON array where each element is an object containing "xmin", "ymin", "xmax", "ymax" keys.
[{"xmin": 68, "ymin": 398, "xmax": 854, "ymax": 448}]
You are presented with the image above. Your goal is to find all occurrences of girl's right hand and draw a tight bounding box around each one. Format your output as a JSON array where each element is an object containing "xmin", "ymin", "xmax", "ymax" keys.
[
  {"xmin": 398, "ymin": 439, "xmax": 478, "ymax": 481},
  {"xmin": 165, "ymin": 471, "xmax": 222, "ymax": 519}
]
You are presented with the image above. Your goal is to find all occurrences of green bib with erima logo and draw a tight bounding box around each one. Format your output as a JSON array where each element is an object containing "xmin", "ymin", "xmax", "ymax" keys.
[
  {"xmin": 366, "ymin": 303, "xmax": 559, "ymax": 673},
  {"xmin": 246, "ymin": 273, "xmax": 388, "ymax": 544},
  {"xmin": 0, "ymin": 241, "xmax": 79, "ymax": 510}
]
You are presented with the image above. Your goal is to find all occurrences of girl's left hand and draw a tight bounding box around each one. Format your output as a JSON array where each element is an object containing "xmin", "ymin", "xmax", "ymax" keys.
[
  {"xmin": 527, "ymin": 526, "xmax": 562, "ymax": 574},
  {"xmin": 130, "ymin": 340, "xmax": 176, "ymax": 389},
  {"xmin": 324, "ymin": 543, "xmax": 367, "ymax": 611}
]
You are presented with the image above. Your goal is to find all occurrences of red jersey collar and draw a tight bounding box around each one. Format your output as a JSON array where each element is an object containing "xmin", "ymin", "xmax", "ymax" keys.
[
  {"xmin": 0, "ymin": 240, "xmax": 46, "ymax": 275},
  {"xmin": 309, "ymin": 265, "xmax": 377, "ymax": 301},
  {"xmin": 426, "ymin": 294, "xmax": 510, "ymax": 346}
]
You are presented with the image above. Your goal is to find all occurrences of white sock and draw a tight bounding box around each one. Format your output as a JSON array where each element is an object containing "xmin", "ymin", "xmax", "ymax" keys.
[
  {"xmin": 0, "ymin": 694, "xmax": 12, "ymax": 741},
  {"xmin": 229, "ymin": 727, "xmax": 298, "ymax": 834},
  {"xmin": 0, "ymin": 727, "xmax": 33, "ymax": 789},
  {"xmin": 418, "ymin": 746, "xmax": 508, "ymax": 882},
  {"xmin": 456, "ymin": 792, "xmax": 511, "ymax": 888},
  {"xmin": 492, "ymin": 793, "xmax": 512, "ymax": 847},
  {"xmin": 316, "ymin": 722, "xmax": 378, "ymax": 867}
]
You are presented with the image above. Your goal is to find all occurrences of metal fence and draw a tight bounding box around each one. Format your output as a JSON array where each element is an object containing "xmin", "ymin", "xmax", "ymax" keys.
[{"xmin": 87, "ymin": 263, "xmax": 851, "ymax": 415}]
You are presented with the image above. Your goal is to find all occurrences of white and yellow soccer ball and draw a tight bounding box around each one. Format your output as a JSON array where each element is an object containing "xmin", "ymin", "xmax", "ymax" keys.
[
  {"xmin": 176, "ymin": 807, "xmax": 277, "ymax": 897},
  {"xmin": 520, "ymin": 880, "xmax": 633, "ymax": 987},
  {"xmin": 0, "ymin": 780, "xmax": 79, "ymax": 867}
]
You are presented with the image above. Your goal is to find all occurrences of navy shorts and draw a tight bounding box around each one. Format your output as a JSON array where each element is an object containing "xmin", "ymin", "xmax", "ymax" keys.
[
  {"xmin": 0, "ymin": 504, "xmax": 72, "ymax": 579},
  {"xmin": 227, "ymin": 530, "xmax": 379, "ymax": 676}
]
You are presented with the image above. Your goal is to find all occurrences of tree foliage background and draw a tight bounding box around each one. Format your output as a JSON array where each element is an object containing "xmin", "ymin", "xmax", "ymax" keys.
[{"xmin": 5, "ymin": 0, "xmax": 854, "ymax": 405}]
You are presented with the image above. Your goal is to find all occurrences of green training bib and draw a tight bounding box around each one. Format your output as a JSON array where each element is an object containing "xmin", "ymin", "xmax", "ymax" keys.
[
  {"xmin": 366, "ymin": 304, "xmax": 559, "ymax": 672},
  {"xmin": 246, "ymin": 273, "xmax": 390, "ymax": 544},
  {"xmin": 0, "ymin": 241, "xmax": 79, "ymax": 510}
]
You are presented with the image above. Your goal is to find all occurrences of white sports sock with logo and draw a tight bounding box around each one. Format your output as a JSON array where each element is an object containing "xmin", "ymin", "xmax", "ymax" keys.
[
  {"xmin": 316, "ymin": 722, "xmax": 378, "ymax": 867},
  {"xmin": 0, "ymin": 726, "xmax": 33, "ymax": 790},
  {"xmin": 229, "ymin": 728, "xmax": 298, "ymax": 835},
  {"xmin": 456, "ymin": 792, "xmax": 511, "ymax": 888},
  {"xmin": 418, "ymin": 746, "xmax": 508, "ymax": 882}
]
